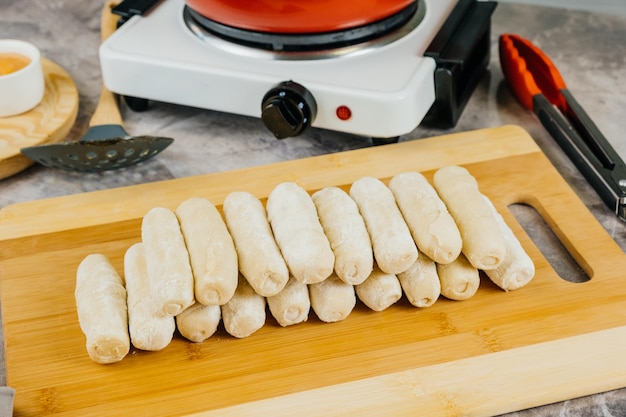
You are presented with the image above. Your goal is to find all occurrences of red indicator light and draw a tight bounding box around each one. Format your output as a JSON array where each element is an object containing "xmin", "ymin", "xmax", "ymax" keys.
[{"xmin": 336, "ymin": 105, "xmax": 352, "ymax": 121}]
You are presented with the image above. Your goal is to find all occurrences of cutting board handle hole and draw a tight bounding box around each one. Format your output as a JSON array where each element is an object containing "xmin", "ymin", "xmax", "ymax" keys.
[{"xmin": 508, "ymin": 203, "xmax": 590, "ymax": 283}]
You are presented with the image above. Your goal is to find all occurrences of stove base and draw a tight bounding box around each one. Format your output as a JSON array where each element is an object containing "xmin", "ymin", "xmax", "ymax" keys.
[{"xmin": 103, "ymin": 0, "xmax": 496, "ymax": 140}]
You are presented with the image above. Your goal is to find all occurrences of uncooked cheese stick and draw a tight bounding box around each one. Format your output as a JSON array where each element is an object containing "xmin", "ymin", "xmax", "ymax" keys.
[
  {"xmin": 311, "ymin": 186, "xmax": 373, "ymax": 285},
  {"xmin": 350, "ymin": 176, "xmax": 418, "ymax": 275},
  {"xmin": 389, "ymin": 172, "xmax": 462, "ymax": 265},
  {"xmin": 267, "ymin": 275, "xmax": 310, "ymax": 327},
  {"xmin": 266, "ymin": 182, "xmax": 335, "ymax": 284},
  {"xmin": 124, "ymin": 243, "xmax": 175, "ymax": 351},
  {"xmin": 223, "ymin": 191, "xmax": 289, "ymax": 297},
  {"xmin": 176, "ymin": 302, "xmax": 221, "ymax": 343},
  {"xmin": 75, "ymin": 254, "xmax": 129, "ymax": 364},
  {"xmin": 355, "ymin": 265, "xmax": 403, "ymax": 312},
  {"xmin": 221, "ymin": 274, "xmax": 266, "ymax": 338},
  {"xmin": 141, "ymin": 207, "xmax": 195, "ymax": 316},
  {"xmin": 482, "ymin": 196, "xmax": 535, "ymax": 291},
  {"xmin": 309, "ymin": 272, "xmax": 356, "ymax": 323},
  {"xmin": 397, "ymin": 255, "xmax": 441, "ymax": 308},
  {"xmin": 176, "ymin": 197, "xmax": 238, "ymax": 306},
  {"xmin": 436, "ymin": 253, "xmax": 480, "ymax": 301},
  {"xmin": 432, "ymin": 165, "xmax": 507, "ymax": 270}
]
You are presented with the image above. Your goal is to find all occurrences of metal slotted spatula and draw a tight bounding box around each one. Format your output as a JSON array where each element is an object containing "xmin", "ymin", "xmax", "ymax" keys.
[{"xmin": 21, "ymin": 1, "xmax": 173, "ymax": 173}]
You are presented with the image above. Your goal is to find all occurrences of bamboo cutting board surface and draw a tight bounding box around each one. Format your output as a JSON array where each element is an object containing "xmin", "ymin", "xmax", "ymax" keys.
[{"xmin": 2, "ymin": 125, "xmax": 626, "ymax": 416}]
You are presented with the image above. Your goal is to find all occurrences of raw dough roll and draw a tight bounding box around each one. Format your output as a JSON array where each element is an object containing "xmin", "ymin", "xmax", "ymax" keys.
[
  {"xmin": 389, "ymin": 172, "xmax": 462, "ymax": 265},
  {"xmin": 267, "ymin": 275, "xmax": 310, "ymax": 327},
  {"xmin": 221, "ymin": 274, "xmax": 266, "ymax": 338},
  {"xmin": 176, "ymin": 197, "xmax": 238, "ymax": 306},
  {"xmin": 223, "ymin": 191, "xmax": 289, "ymax": 297},
  {"xmin": 433, "ymin": 166, "xmax": 507, "ymax": 270},
  {"xmin": 176, "ymin": 302, "xmax": 221, "ymax": 343},
  {"xmin": 266, "ymin": 182, "xmax": 335, "ymax": 284},
  {"xmin": 141, "ymin": 207, "xmax": 195, "ymax": 316},
  {"xmin": 124, "ymin": 243, "xmax": 175, "ymax": 351},
  {"xmin": 309, "ymin": 273, "xmax": 356, "ymax": 323},
  {"xmin": 483, "ymin": 196, "xmax": 535, "ymax": 291},
  {"xmin": 350, "ymin": 176, "xmax": 418, "ymax": 274},
  {"xmin": 397, "ymin": 255, "xmax": 441, "ymax": 308},
  {"xmin": 75, "ymin": 254, "xmax": 129, "ymax": 364},
  {"xmin": 436, "ymin": 253, "xmax": 480, "ymax": 301},
  {"xmin": 355, "ymin": 265, "xmax": 403, "ymax": 312},
  {"xmin": 311, "ymin": 186, "xmax": 373, "ymax": 285}
]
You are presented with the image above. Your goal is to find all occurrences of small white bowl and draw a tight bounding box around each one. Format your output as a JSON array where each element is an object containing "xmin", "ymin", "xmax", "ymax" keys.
[{"xmin": 0, "ymin": 39, "xmax": 45, "ymax": 118}]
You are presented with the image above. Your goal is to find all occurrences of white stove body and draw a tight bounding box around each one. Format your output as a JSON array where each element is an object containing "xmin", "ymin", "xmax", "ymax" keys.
[{"xmin": 100, "ymin": 0, "xmax": 458, "ymax": 138}]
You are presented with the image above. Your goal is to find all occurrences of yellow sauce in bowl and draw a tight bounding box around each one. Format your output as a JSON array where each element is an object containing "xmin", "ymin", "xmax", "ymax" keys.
[{"xmin": 0, "ymin": 52, "xmax": 31, "ymax": 76}]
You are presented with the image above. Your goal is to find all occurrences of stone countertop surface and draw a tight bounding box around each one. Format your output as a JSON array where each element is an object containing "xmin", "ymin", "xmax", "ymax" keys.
[{"xmin": 1, "ymin": 1, "xmax": 625, "ymax": 415}]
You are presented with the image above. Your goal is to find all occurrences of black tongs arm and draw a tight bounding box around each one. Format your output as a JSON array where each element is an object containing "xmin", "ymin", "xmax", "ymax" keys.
[
  {"xmin": 561, "ymin": 90, "xmax": 615, "ymax": 170},
  {"xmin": 533, "ymin": 93, "xmax": 626, "ymax": 221}
]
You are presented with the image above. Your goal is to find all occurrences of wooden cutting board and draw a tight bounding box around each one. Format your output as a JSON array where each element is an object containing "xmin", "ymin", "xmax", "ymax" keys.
[
  {"xmin": 2, "ymin": 125, "xmax": 626, "ymax": 417},
  {"xmin": 0, "ymin": 58, "xmax": 79, "ymax": 180}
]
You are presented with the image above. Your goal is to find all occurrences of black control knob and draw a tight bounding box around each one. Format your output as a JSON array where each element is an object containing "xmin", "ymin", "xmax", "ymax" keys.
[{"xmin": 261, "ymin": 81, "xmax": 317, "ymax": 139}]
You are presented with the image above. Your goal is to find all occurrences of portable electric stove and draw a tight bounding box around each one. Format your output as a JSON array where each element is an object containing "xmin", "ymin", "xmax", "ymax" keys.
[{"xmin": 101, "ymin": 0, "xmax": 496, "ymax": 141}]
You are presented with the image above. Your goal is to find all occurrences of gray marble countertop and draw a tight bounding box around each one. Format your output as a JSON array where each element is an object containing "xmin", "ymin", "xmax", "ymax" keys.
[{"xmin": 1, "ymin": 1, "xmax": 626, "ymax": 415}]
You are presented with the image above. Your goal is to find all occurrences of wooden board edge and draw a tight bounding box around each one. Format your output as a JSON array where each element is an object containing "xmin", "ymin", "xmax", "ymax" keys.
[
  {"xmin": 0, "ymin": 125, "xmax": 539, "ymax": 240},
  {"xmin": 191, "ymin": 326, "xmax": 626, "ymax": 417}
]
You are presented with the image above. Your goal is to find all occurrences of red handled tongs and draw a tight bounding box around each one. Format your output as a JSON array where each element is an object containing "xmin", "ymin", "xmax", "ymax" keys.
[{"xmin": 499, "ymin": 33, "xmax": 626, "ymax": 221}]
